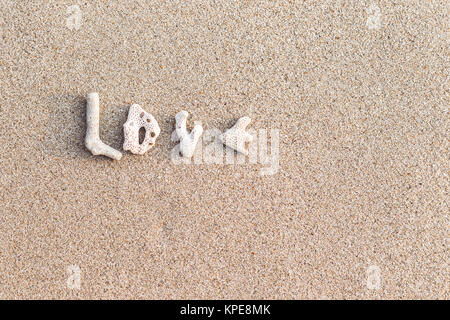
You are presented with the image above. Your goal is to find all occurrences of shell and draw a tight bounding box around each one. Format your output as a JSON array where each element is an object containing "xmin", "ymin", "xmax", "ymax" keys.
[
  {"xmin": 219, "ymin": 117, "xmax": 254, "ymax": 155},
  {"xmin": 171, "ymin": 110, "xmax": 203, "ymax": 158},
  {"xmin": 123, "ymin": 104, "xmax": 160, "ymax": 155}
]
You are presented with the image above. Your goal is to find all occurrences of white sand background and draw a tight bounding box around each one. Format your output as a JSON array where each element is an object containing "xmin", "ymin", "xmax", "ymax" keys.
[{"xmin": 0, "ymin": 1, "xmax": 448, "ymax": 299}]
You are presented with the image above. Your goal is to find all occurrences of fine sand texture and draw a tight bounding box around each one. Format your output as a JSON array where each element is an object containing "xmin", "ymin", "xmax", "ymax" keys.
[{"xmin": 0, "ymin": 1, "xmax": 448, "ymax": 299}]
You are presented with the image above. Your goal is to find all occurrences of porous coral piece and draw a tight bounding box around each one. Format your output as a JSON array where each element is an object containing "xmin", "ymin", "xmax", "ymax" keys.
[
  {"xmin": 85, "ymin": 92, "xmax": 122, "ymax": 160},
  {"xmin": 123, "ymin": 104, "xmax": 160, "ymax": 155},
  {"xmin": 219, "ymin": 116, "xmax": 254, "ymax": 155},
  {"xmin": 171, "ymin": 110, "xmax": 203, "ymax": 158}
]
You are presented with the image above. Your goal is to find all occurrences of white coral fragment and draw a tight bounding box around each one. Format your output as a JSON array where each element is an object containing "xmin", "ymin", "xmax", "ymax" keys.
[
  {"xmin": 85, "ymin": 92, "xmax": 122, "ymax": 160},
  {"xmin": 171, "ymin": 110, "xmax": 203, "ymax": 158},
  {"xmin": 123, "ymin": 104, "xmax": 160, "ymax": 155},
  {"xmin": 219, "ymin": 116, "xmax": 254, "ymax": 155}
]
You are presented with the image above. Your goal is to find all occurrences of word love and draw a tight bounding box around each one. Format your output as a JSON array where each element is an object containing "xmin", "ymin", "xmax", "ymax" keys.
[{"xmin": 85, "ymin": 92, "xmax": 278, "ymax": 171}]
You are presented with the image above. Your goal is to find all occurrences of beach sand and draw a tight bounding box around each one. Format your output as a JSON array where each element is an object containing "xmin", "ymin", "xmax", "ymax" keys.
[{"xmin": 0, "ymin": 1, "xmax": 448, "ymax": 299}]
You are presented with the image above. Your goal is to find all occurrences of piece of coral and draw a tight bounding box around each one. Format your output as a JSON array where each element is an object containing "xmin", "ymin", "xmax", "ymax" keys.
[
  {"xmin": 123, "ymin": 104, "xmax": 161, "ymax": 155},
  {"xmin": 219, "ymin": 116, "xmax": 254, "ymax": 155},
  {"xmin": 171, "ymin": 110, "xmax": 203, "ymax": 158},
  {"xmin": 85, "ymin": 92, "xmax": 122, "ymax": 160}
]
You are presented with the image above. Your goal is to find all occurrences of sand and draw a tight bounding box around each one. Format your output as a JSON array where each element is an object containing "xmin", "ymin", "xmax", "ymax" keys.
[{"xmin": 0, "ymin": 0, "xmax": 448, "ymax": 299}]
